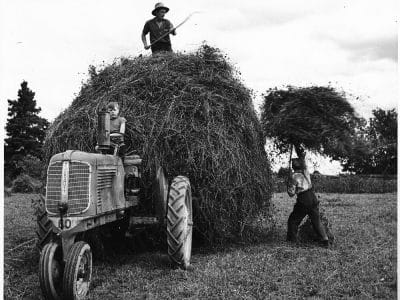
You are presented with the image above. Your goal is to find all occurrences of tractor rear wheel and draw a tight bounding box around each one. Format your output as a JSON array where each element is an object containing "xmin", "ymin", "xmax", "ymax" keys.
[
  {"xmin": 36, "ymin": 211, "xmax": 54, "ymax": 251},
  {"xmin": 39, "ymin": 242, "xmax": 63, "ymax": 300},
  {"xmin": 63, "ymin": 242, "xmax": 92, "ymax": 300},
  {"xmin": 154, "ymin": 166, "xmax": 168, "ymax": 226},
  {"xmin": 166, "ymin": 176, "xmax": 193, "ymax": 269}
]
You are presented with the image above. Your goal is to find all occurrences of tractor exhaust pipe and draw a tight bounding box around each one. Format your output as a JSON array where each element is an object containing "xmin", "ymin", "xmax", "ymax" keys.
[{"xmin": 97, "ymin": 109, "xmax": 111, "ymax": 153}]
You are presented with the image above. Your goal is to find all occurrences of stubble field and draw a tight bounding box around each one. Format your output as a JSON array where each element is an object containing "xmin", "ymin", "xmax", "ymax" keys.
[{"xmin": 4, "ymin": 192, "xmax": 396, "ymax": 299}]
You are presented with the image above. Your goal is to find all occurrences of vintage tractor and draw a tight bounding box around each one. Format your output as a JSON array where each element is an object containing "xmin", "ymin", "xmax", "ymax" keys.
[{"xmin": 37, "ymin": 111, "xmax": 193, "ymax": 300}]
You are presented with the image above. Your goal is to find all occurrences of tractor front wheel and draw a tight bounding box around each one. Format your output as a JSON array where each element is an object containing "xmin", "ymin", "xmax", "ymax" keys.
[
  {"xmin": 62, "ymin": 241, "xmax": 92, "ymax": 300},
  {"xmin": 166, "ymin": 176, "xmax": 193, "ymax": 269},
  {"xmin": 39, "ymin": 242, "xmax": 63, "ymax": 300}
]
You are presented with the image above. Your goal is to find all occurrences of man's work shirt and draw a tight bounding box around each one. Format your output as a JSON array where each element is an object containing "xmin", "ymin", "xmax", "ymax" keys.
[
  {"xmin": 143, "ymin": 18, "xmax": 175, "ymax": 45},
  {"xmin": 287, "ymin": 169, "xmax": 312, "ymax": 197}
]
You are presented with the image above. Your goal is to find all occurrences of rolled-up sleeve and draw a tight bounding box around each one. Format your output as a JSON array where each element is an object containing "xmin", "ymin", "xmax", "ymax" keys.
[
  {"xmin": 142, "ymin": 21, "xmax": 150, "ymax": 35},
  {"xmin": 167, "ymin": 20, "xmax": 176, "ymax": 34}
]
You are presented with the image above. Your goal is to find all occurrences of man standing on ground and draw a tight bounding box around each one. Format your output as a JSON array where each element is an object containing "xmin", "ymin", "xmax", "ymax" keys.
[
  {"xmin": 142, "ymin": 3, "xmax": 176, "ymax": 53},
  {"xmin": 286, "ymin": 145, "xmax": 330, "ymax": 248}
]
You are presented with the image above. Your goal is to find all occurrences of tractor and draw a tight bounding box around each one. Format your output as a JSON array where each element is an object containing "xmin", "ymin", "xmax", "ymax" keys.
[{"xmin": 37, "ymin": 110, "xmax": 193, "ymax": 300}]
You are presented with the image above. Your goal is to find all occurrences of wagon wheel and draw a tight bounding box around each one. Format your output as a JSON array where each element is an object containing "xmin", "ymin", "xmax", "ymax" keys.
[
  {"xmin": 63, "ymin": 241, "xmax": 92, "ymax": 300},
  {"xmin": 153, "ymin": 166, "xmax": 168, "ymax": 226},
  {"xmin": 39, "ymin": 242, "xmax": 63, "ymax": 300},
  {"xmin": 167, "ymin": 176, "xmax": 193, "ymax": 269}
]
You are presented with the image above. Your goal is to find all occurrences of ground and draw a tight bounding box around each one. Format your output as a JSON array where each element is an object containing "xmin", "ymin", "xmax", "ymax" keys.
[{"xmin": 4, "ymin": 193, "xmax": 397, "ymax": 299}]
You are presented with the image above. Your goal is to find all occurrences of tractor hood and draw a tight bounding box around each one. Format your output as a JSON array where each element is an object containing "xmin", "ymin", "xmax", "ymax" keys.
[{"xmin": 49, "ymin": 150, "xmax": 119, "ymax": 166}]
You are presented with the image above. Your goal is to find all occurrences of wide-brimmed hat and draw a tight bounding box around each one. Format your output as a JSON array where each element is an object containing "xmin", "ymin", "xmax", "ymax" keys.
[{"xmin": 152, "ymin": 3, "xmax": 169, "ymax": 16}]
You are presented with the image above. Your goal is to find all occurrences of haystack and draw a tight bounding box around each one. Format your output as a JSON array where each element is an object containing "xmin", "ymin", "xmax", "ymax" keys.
[{"xmin": 44, "ymin": 45, "xmax": 273, "ymax": 244}]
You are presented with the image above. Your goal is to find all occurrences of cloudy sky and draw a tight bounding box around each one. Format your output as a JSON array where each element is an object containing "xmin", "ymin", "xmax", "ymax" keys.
[{"xmin": 0, "ymin": 0, "xmax": 398, "ymax": 173}]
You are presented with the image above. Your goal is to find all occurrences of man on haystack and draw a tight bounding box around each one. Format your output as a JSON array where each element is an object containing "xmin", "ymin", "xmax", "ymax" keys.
[
  {"xmin": 286, "ymin": 145, "xmax": 330, "ymax": 248},
  {"xmin": 142, "ymin": 3, "xmax": 176, "ymax": 53}
]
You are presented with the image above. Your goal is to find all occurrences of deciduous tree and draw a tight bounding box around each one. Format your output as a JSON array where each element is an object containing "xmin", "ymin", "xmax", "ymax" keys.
[{"xmin": 342, "ymin": 108, "xmax": 397, "ymax": 175}]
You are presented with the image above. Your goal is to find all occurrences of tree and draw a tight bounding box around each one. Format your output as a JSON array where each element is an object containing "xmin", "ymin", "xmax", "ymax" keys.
[
  {"xmin": 5, "ymin": 81, "xmax": 49, "ymax": 179},
  {"xmin": 277, "ymin": 167, "xmax": 290, "ymax": 179},
  {"xmin": 341, "ymin": 108, "xmax": 397, "ymax": 175}
]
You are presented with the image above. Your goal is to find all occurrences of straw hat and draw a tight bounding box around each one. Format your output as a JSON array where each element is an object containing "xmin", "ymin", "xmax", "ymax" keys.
[{"xmin": 152, "ymin": 3, "xmax": 169, "ymax": 16}]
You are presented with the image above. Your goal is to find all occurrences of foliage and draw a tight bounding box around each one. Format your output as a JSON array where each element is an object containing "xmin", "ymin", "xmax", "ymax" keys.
[
  {"xmin": 4, "ymin": 174, "xmax": 12, "ymax": 188},
  {"xmin": 277, "ymin": 167, "xmax": 290, "ymax": 179},
  {"xmin": 260, "ymin": 86, "xmax": 364, "ymax": 160},
  {"xmin": 274, "ymin": 174, "xmax": 396, "ymax": 194},
  {"xmin": 341, "ymin": 108, "xmax": 397, "ymax": 174},
  {"xmin": 15, "ymin": 154, "xmax": 46, "ymax": 180},
  {"xmin": 43, "ymin": 45, "xmax": 273, "ymax": 244},
  {"xmin": 5, "ymin": 81, "xmax": 49, "ymax": 179},
  {"xmin": 11, "ymin": 174, "xmax": 43, "ymax": 193}
]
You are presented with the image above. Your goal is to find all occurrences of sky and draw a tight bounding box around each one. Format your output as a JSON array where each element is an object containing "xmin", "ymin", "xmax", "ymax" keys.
[{"xmin": 0, "ymin": 0, "xmax": 398, "ymax": 173}]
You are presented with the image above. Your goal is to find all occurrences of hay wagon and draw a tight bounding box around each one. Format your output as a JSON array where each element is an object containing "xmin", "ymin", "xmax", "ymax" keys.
[{"xmin": 37, "ymin": 111, "xmax": 193, "ymax": 300}]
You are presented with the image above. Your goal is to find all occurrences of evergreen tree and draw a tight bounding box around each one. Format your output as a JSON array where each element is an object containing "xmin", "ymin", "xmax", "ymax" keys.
[{"xmin": 5, "ymin": 81, "xmax": 49, "ymax": 179}]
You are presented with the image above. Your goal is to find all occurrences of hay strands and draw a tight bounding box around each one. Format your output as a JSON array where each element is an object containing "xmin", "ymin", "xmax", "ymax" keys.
[
  {"xmin": 7, "ymin": 238, "xmax": 36, "ymax": 253},
  {"xmin": 43, "ymin": 45, "xmax": 274, "ymax": 244}
]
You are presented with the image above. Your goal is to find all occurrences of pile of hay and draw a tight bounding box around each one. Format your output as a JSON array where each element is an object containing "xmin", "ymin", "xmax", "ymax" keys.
[
  {"xmin": 260, "ymin": 86, "xmax": 364, "ymax": 158},
  {"xmin": 298, "ymin": 208, "xmax": 334, "ymax": 243},
  {"xmin": 44, "ymin": 45, "xmax": 273, "ymax": 244}
]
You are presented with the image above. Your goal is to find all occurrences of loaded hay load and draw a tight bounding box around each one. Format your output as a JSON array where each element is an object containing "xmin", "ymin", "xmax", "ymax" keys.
[
  {"xmin": 44, "ymin": 45, "xmax": 273, "ymax": 244},
  {"xmin": 260, "ymin": 85, "xmax": 364, "ymax": 159}
]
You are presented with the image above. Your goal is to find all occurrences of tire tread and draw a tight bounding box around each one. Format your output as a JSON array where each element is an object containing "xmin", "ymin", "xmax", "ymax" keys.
[
  {"xmin": 63, "ymin": 241, "xmax": 92, "ymax": 300},
  {"xmin": 39, "ymin": 243, "xmax": 62, "ymax": 300},
  {"xmin": 36, "ymin": 211, "xmax": 55, "ymax": 251},
  {"xmin": 167, "ymin": 176, "xmax": 192, "ymax": 269}
]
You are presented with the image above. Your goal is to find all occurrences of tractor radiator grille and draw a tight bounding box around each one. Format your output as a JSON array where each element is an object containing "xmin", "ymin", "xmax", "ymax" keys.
[{"xmin": 46, "ymin": 161, "xmax": 91, "ymax": 215}]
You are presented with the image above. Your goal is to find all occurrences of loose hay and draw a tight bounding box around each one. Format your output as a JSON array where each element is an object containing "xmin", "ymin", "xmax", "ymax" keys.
[
  {"xmin": 260, "ymin": 86, "xmax": 364, "ymax": 158},
  {"xmin": 44, "ymin": 45, "xmax": 273, "ymax": 244},
  {"xmin": 298, "ymin": 208, "xmax": 334, "ymax": 243}
]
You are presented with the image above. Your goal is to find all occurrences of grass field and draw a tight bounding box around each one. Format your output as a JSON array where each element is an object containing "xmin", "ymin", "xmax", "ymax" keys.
[{"xmin": 4, "ymin": 192, "xmax": 397, "ymax": 299}]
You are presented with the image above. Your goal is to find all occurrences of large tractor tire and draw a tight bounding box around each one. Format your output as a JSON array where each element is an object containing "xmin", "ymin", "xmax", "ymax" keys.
[
  {"xmin": 39, "ymin": 242, "xmax": 63, "ymax": 300},
  {"xmin": 63, "ymin": 242, "xmax": 92, "ymax": 300},
  {"xmin": 153, "ymin": 166, "xmax": 168, "ymax": 226},
  {"xmin": 166, "ymin": 176, "xmax": 193, "ymax": 269},
  {"xmin": 36, "ymin": 211, "xmax": 55, "ymax": 251}
]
